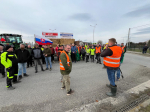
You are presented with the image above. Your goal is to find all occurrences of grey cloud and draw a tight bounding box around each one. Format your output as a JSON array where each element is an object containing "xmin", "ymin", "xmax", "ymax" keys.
[
  {"xmin": 69, "ymin": 13, "xmax": 93, "ymax": 21},
  {"xmin": 125, "ymin": 4, "xmax": 150, "ymax": 17},
  {"xmin": 132, "ymin": 27, "xmax": 150, "ymax": 35}
]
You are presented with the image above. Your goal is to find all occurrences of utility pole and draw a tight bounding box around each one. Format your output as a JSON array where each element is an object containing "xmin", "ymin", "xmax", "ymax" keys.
[
  {"xmin": 127, "ymin": 28, "xmax": 130, "ymax": 48},
  {"xmin": 90, "ymin": 24, "xmax": 97, "ymax": 45}
]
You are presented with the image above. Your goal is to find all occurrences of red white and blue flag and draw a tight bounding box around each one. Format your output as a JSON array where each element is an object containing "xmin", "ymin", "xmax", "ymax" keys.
[{"xmin": 35, "ymin": 34, "xmax": 53, "ymax": 45}]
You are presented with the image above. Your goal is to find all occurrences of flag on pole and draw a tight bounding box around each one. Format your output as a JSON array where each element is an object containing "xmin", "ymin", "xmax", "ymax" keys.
[{"xmin": 34, "ymin": 34, "xmax": 53, "ymax": 45}]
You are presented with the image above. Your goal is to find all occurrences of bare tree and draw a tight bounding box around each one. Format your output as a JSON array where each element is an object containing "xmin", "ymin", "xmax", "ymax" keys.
[{"xmin": 97, "ymin": 40, "xmax": 103, "ymax": 45}]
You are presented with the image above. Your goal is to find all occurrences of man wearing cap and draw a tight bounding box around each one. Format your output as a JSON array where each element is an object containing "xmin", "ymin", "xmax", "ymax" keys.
[
  {"xmin": 1, "ymin": 45, "xmax": 19, "ymax": 90},
  {"xmin": 15, "ymin": 44, "xmax": 30, "ymax": 80}
]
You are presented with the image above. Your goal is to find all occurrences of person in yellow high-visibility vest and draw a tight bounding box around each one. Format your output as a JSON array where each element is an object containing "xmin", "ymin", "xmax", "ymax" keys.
[{"xmin": 90, "ymin": 46, "xmax": 95, "ymax": 62}]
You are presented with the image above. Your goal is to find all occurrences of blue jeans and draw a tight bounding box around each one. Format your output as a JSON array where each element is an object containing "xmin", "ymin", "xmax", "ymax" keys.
[
  {"xmin": 107, "ymin": 68, "xmax": 117, "ymax": 86},
  {"xmin": 45, "ymin": 56, "xmax": 52, "ymax": 68},
  {"xmin": 18, "ymin": 63, "xmax": 27, "ymax": 76},
  {"xmin": 116, "ymin": 68, "xmax": 120, "ymax": 79}
]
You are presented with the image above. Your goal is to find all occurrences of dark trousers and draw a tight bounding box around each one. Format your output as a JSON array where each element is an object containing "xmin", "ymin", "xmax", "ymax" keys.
[
  {"xmin": 6, "ymin": 65, "xmax": 18, "ymax": 87},
  {"xmin": 51, "ymin": 54, "xmax": 54, "ymax": 61},
  {"xmin": 96, "ymin": 53, "xmax": 101, "ymax": 63},
  {"xmin": 86, "ymin": 55, "xmax": 89, "ymax": 62},
  {"xmin": 91, "ymin": 55, "xmax": 94, "ymax": 62},
  {"xmin": 71, "ymin": 53, "xmax": 76, "ymax": 62},
  {"xmin": 34, "ymin": 59, "xmax": 43, "ymax": 71},
  {"xmin": 82, "ymin": 53, "xmax": 85, "ymax": 61},
  {"xmin": 42, "ymin": 55, "xmax": 45, "ymax": 64},
  {"xmin": 0, "ymin": 63, "xmax": 5, "ymax": 76},
  {"xmin": 27, "ymin": 56, "xmax": 32, "ymax": 67}
]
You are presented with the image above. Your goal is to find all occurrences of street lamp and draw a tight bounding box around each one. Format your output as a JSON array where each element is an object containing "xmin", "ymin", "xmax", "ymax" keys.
[
  {"xmin": 49, "ymin": 29, "xmax": 56, "ymax": 31},
  {"xmin": 90, "ymin": 24, "xmax": 97, "ymax": 45}
]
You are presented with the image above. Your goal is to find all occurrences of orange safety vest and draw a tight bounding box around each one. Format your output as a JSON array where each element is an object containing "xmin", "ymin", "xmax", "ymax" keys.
[
  {"xmin": 59, "ymin": 51, "xmax": 70, "ymax": 71},
  {"xmin": 96, "ymin": 47, "xmax": 101, "ymax": 53},
  {"xmin": 121, "ymin": 46, "xmax": 125, "ymax": 52},
  {"xmin": 103, "ymin": 46, "xmax": 122, "ymax": 68}
]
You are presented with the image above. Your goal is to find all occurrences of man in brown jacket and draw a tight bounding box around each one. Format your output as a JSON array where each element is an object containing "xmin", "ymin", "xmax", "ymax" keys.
[{"xmin": 43, "ymin": 45, "xmax": 52, "ymax": 70}]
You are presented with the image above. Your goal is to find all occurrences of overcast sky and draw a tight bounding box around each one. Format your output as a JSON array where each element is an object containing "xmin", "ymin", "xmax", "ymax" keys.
[{"xmin": 0, "ymin": 0, "xmax": 150, "ymax": 44}]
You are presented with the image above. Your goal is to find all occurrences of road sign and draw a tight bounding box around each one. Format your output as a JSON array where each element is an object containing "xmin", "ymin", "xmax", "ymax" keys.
[{"xmin": 60, "ymin": 32, "xmax": 73, "ymax": 38}]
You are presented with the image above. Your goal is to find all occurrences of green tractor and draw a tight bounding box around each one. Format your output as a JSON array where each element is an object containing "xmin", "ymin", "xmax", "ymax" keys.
[{"xmin": 0, "ymin": 33, "xmax": 24, "ymax": 50}]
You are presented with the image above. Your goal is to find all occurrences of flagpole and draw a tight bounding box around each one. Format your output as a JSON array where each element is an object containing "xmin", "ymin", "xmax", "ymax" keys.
[{"xmin": 34, "ymin": 34, "xmax": 36, "ymax": 44}]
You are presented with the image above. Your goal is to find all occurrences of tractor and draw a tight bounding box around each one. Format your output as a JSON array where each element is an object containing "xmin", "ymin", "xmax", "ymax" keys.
[{"xmin": 0, "ymin": 33, "xmax": 24, "ymax": 50}]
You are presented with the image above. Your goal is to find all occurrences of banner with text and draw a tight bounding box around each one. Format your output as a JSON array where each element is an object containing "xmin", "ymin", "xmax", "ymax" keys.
[
  {"xmin": 60, "ymin": 32, "xmax": 73, "ymax": 38},
  {"xmin": 42, "ymin": 32, "xmax": 58, "ymax": 38}
]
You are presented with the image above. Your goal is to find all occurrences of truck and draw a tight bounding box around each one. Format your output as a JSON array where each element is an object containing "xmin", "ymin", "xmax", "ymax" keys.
[{"xmin": 0, "ymin": 33, "xmax": 24, "ymax": 50}]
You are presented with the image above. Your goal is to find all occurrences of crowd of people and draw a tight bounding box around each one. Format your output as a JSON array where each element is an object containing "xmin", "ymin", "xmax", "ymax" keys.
[{"xmin": 0, "ymin": 38, "xmax": 126, "ymax": 96}]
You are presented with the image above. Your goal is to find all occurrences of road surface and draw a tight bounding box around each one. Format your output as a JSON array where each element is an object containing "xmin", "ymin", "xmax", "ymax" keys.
[{"xmin": 0, "ymin": 53, "xmax": 150, "ymax": 112}]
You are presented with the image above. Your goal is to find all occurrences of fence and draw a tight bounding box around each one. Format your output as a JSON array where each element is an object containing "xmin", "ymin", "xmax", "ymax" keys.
[{"xmin": 127, "ymin": 46, "xmax": 150, "ymax": 54}]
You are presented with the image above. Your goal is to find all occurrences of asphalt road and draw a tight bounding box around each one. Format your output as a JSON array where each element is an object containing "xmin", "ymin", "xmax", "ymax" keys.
[{"xmin": 0, "ymin": 53, "xmax": 150, "ymax": 112}]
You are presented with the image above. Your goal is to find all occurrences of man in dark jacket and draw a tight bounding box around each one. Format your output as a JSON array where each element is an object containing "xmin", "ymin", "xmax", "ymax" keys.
[
  {"xmin": 71, "ymin": 44, "xmax": 77, "ymax": 63},
  {"xmin": 27, "ymin": 45, "xmax": 33, "ymax": 68},
  {"xmin": 50, "ymin": 45, "xmax": 55, "ymax": 63},
  {"xmin": 143, "ymin": 45, "xmax": 149, "ymax": 54},
  {"xmin": 32, "ymin": 43, "xmax": 44, "ymax": 73},
  {"xmin": 0, "ymin": 45, "xmax": 5, "ymax": 78},
  {"xmin": 15, "ymin": 44, "xmax": 30, "ymax": 80}
]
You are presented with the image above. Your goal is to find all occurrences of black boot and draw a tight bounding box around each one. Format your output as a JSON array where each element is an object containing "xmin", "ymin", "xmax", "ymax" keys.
[
  {"xmin": 24, "ymin": 73, "xmax": 29, "ymax": 77},
  {"xmin": 106, "ymin": 85, "xmax": 117, "ymax": 97},
  {"xmin": 18, "ymin": 75, "xmax": 22, "ymax": 80},
  {"xmin": 41, "ymin": 69, "xmax": 45, "ymax": 71}
]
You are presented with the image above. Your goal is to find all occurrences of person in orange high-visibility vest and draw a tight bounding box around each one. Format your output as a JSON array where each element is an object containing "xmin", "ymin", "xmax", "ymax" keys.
[
  {"xmin": 95, "ymin": 44, "xmax": 102, "ymax": 64},
  {"xmin": 101, "ymin": 38, "xmax": 122, "ymax": 97},
  {"xmin": 60, "ymin": 44, "xmax": 73, "ymax": 96}
]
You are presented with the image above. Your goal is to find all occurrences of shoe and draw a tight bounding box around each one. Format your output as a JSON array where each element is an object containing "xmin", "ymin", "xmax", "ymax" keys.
[
  {"xmin": 42, "ymin": 69, "xmax": 45, "ymax": 71},
  {"xmin": 18, "ymin": 76, "xmax": 22, "ymax": 80},
  {"xmin": 50, "ymin": 68, "xmax": 52, "ymax": 71},
  {"xmin": 35, "ymin": 71, "xmax": 38, "ymax": 73},
  {"xmin": 106, "ymin": 85, "xmax": 117, "ymax": 97},
  {"xmin": 67, "ymin": 89, "xmax": 74, "ymax": 96},
  {"xmin": 24, "ymin": 73, "xmax": 29, "ymax": 77},
  {"xmin": 61, "ymin": 87, "xmax": 65, "ymax": 90},
  {"xmin": 45, "ymin": 68, "xmax": 49, "ymax": 70},
  {"xmin": 99, "ymin": 63, "xmax": 102, "ymax": 64},
  {"xmin": 106, "ymin": 84, "xmax": 113, "ymax": 88},
  {"xmin": 7, "ymin": 86, "xmax": 15, "ymax": 90},
  {"xmin": 27, "ymin": 66, "xmax": 29, "ymax": 68},
  {"xmin": 117, "ymin": 78, "xmax": 121, "ymax": 81},
  {"xmin": 2, "ymin": 75, "xmax": 5, "ymax": 78},
  {"xmin": 13, "ymin": 80, "xmax": 21, "ymax": 84}
]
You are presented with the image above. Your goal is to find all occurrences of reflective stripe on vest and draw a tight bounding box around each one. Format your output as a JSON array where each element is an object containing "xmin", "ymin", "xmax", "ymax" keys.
[
  {"xmin": 59, "ymin": 51, "xmax": 70, "ymax": 71},
  {"xmin": 96, "ymin": 47, "xmax": 101, "ymax": 53},
  {"xmin": 103, "ymin": 46, "xmax": 122, "ymax": 68}
]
